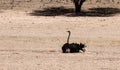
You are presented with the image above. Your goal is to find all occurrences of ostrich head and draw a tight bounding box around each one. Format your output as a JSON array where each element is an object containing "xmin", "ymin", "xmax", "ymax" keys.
[{"xmin": 67, "ymin": 31, "xmax": 71, "ymax": 33}]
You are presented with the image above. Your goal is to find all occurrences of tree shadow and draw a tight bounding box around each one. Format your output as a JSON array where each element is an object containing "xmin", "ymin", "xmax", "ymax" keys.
[
  {"xmin": 29, "ymin": 6, "xmax": 74, "ymax": 16},
  {"xmin": 0, "ymin": 11, "xmax": 3, "ymax": 13},
  {"xmin": 80, "ymin": 7, "xmax": 120, "ymax": 17},
  {"xmin": 29, "ymin": 6, "xmax": 120, "ymax": 17}
]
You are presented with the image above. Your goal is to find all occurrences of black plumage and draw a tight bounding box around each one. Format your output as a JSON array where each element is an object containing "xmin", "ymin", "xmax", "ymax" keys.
[{"xmin": 62, "ymin": 31, "xmax": 86, "ymax": 53}]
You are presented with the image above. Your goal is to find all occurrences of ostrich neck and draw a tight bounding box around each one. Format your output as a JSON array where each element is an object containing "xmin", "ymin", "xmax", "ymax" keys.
[{"xmin": 67, "ymin": 32, "xmax": 71, "ymax": 43}]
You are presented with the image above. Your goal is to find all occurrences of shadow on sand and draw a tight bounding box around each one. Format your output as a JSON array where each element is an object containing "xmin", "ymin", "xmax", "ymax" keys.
[
  {"xmin": 0, "ymin": 11, "xmax": 3, "ymax": 13},
  {"xmin": 29, "ymin": 6, "xmax": 120, "ymax": 17}
]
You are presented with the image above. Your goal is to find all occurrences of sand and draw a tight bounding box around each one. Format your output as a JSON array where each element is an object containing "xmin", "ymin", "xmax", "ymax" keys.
[{"xmin": 0, "ymin": 10, "xmax": 120, "ymax": 70}]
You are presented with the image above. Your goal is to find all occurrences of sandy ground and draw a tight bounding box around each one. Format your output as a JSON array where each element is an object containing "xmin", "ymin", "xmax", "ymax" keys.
[{"xmin": 0, "ymin": 10, "xmax": 120, "ymax": 70}]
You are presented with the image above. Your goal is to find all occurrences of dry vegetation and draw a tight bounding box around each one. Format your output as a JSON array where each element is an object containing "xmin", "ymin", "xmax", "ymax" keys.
[{"xmin": 0, "ymin": 0, "xmax": 120, "ymax": 70}]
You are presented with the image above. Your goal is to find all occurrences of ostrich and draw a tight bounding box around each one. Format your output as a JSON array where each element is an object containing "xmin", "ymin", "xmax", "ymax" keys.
[{"xmin": 62, "ymin": 31, "xmax": 86, "ymax": 53}]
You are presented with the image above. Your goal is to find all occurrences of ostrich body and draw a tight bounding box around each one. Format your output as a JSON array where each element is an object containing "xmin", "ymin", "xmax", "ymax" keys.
[{"xmin": 62, "ymin": 31, "xmax": 86, "ymax": 53}]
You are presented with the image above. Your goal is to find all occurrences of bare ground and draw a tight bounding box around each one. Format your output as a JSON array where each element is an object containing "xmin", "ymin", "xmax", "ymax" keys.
[{"xmin": 0, "ymin": 10, "xmax": 120, "ymax": 70}]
